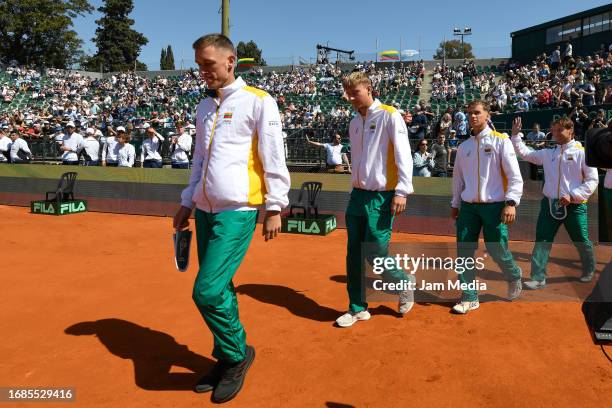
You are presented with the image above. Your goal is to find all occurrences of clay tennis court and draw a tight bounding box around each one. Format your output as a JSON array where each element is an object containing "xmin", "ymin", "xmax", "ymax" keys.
[{"xmin": 1, "ymin": 204, "xmax": 611, "ymax": 407}]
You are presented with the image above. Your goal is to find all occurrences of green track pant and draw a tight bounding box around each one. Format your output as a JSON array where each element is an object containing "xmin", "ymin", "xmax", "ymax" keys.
[
  {"xmin": 456, "ymin": 201, "xmax": 521, "ymax": 302},
  {"xmin": 531, "ymin": 198, "xmax": 594, "ymax": 282},
  {"xmin": 345, "ymin": 189, "xmax": 409, "ymax": 313},
  {"xmin": 193, "ymin": 209, "xmax": 257, "ymax": 364}
]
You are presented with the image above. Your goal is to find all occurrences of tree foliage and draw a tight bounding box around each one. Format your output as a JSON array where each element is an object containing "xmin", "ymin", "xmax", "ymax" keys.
[
  {"xmin": 160, "ymin": 47, "xmax": 167, "ymax": 70},
  {"xmin": 84, "ymin": 0, "xmax": 148, "ymax": 72},
  {"xmin": 433, "ymin": 40, "xmax": 475, "ymax": 60},
  {"xmin": 236, "ymin": 40, "xmax": 266, "ymax": 66},
  {"xmin": 160, "ymin": 45, "xmax": 175, "ymax": 70},
  {"xmin": 0, "ymin": 0, "xmax": 93, "ymax": 68},
  {"xmin": 165, "ymin": 45, "xmax": 175, "ymax": 70}
]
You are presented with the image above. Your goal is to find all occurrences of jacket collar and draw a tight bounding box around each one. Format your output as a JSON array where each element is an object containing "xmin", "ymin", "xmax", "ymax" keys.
[
  {"xmin": 367, "ymin": 99, "xmax": 381, "ymax": 114},
  {"xmin": 471, "ymin": 125, "xmax": 492, "ymax": 139},
  {"xmin": 216, "ymin": 76, "xmax": 245, "ymax": 100},
  {"xmin": 558, "ymin": 139, "xmax": 577, "ymax": 149}
]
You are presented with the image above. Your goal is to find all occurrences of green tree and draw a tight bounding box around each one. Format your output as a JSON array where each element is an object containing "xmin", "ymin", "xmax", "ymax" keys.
[
  {"xmin": 433, "ymin": 40, "xmax": 474, "ymax": 60},
  {"xmin": 0, "ymin": 0, "xmax": 93, "ymax": 68},
  {"xmin": 165, "ymin": 45, "xmax": 175, "ymax": 70},
  {"xmin": 236, "ymin": 40, "xmax": 266, "ymax": 66},
  {"xmin": 84, "ymin": 0, "xmax": 148, "ymax": 72},
  {"xmin": 160, "ymin": 47, "xmax": 167, "ymax": 70}
]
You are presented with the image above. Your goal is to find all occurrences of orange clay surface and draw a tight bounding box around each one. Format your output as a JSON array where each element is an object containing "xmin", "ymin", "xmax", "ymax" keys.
[{"xmin": 1, "ymin": 205, "xmax": 611, "ymax": 408}]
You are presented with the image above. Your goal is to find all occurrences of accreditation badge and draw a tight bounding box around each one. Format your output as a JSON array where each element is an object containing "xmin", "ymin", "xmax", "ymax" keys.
[{"xmin": 549, "ymin": 198, "xmax": 567, "ymax": 220}]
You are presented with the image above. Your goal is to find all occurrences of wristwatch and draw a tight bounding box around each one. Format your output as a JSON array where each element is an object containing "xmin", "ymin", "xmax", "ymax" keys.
[{"xmin": 505, "ymin": 200, "xmax": 516, "ymax": 207}]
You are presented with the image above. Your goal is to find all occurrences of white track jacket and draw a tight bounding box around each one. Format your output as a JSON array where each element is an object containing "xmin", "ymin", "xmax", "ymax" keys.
[
  {"xmin": 511, "ymin": 134, "xmax": 598, "ymax": 202},
  {"xmin": 452, "ymin": 126, "xmax": 523, "ymax": 208},
  {"xmin": 180, "ymin": 77, "xmax": 290, "ymax": 213},
  {"xmin": 348, "ymin": 99, "xmax": 413, "ymax": 196}
]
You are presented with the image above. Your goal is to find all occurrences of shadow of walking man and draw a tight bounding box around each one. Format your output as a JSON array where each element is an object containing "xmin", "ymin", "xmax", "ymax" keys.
[
  {"xmin": 65, "ymin": 318, "xmax": 214, "ymax": 391},
  {"xmin": 235, "ymin": 284, "xmax": 341, "ymax": 322}
]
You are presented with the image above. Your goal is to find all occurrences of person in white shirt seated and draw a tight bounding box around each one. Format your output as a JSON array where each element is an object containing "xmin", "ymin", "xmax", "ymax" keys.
[
  {"xmin": 140, "ymin": 124, "xmax": 164, "ymax": 168},
  {"xmin": 305, "ymin": 133, "xmax": 351, "ymax": 173},
  {"xmin": 525, "ymin": 122, "xmax": 547, "ymax": 148},
  {"xmin": 9, "ymin": 131, "xmax": 32, "ymax": 164},
  {"xmin": 116, "ymin": 131, "xmax": 135, "ymax": 167}
]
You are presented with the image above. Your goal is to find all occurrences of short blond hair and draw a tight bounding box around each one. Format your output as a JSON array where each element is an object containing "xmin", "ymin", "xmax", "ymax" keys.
[
  {"xmin": 192, "ymin": 33, "xmax": 236, "ymax": 55},
  {"xmin": 342, "ymin": 71, "xmax": 372, "ymax": 88}
]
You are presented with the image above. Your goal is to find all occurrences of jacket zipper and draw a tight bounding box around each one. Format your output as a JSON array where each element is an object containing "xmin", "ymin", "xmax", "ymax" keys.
[
  {"xmin": 202, "ymin": 105, "xmax": 220, "ymax": 212},
  {"xmin": 557, "ymin": 145, "xmax": 563, "ymax": 199},
  {"xmin": 476, "ymin": 136, "xmax": 481, "ymax": 203},
  {"xmin": 357, "ymin": 115, "xmax": 366, "ymax": 186}
]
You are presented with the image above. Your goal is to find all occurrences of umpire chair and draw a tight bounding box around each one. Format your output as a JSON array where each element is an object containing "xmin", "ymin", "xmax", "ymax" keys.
[
  {"xmin": 45, "ymin": 172, "xmax": 78, "ymax": 207},
  {"xmin": 289, "ymin": 181, "xmax": 322, "ymax": 218}
]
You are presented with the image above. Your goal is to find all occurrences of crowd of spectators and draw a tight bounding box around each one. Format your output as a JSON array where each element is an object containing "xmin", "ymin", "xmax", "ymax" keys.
[
  {"xmin": 431, "ymin": 60, "xmax": 482, "ymax": 101},
  {"xmin": 247, "ymin": 61, "xmax": 425, "ymax": 130},
  {"xmin": 1, "ymin": 43, "xmax": 610, "ymax": 171},
  {"xmin": 484, "ymin": 43, "xmax": 612, "ymax": 114}
]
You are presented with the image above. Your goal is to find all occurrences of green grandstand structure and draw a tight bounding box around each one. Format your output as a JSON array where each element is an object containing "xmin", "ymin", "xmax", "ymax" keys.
[{"xmin": 511, "ymin": 4, "xmax": 612, "ymax": 64}]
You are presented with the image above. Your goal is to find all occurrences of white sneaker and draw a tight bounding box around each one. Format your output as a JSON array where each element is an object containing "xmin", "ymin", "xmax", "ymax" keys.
[
  {"xmin": 398, "ymin": 289, "xmax": 414, "ymax": 314},
  {"xmin": 451, "ymin": 300, "xmax": 480, "ymax": 314},
  {"xmin": 335, "ymin": 310, "xmax": 371, "ymax": 327},
  {"xmin": 523, "ymin": 279, "xmax": 546, "ymax": 290}
]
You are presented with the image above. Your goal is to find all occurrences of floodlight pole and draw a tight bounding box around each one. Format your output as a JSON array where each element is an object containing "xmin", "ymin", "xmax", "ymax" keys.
[
  {"xmin": 453, "ymin": 28, "xmax": 472, "ymax": 60},
  {"xmin": 222, "ymin": 0, "xmax": 230, "ymax": 37}
]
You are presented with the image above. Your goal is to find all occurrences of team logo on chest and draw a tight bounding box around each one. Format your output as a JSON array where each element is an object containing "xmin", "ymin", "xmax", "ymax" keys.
[
  {"xmin": 223, "ymin": 112, "xmax": 233, "ymax": 122},
  {"xmin": 369, "ymin": 122, "xmax": 376, "ymax": 131}
]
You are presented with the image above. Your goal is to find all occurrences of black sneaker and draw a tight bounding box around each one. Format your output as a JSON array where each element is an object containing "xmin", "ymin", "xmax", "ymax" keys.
[
  {"xmin": 194, "ymin": 361, "xmax": 225, "ymax": 393},
  {"xmin": 211, "ymin": 345, "xmax": 255, "ymax": 403}
]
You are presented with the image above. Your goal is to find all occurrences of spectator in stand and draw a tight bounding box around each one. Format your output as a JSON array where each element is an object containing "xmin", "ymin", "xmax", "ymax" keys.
[
  {"xmin": 551, "ymin": 46, "xmax": 561, "ymax": 70},
  {"xmin": 116, "ymin": 131, "xmax": 135, "ymax": 167},
  {"xmin": 592, "ymin": 109, "xmax": 607, "ymax": 129},
  {"xmin": 436, "ymin": 113, "xmax": 452, "ymax": 137},
  {"xmin": 9, "ymin": 130, "xmax": 32, "ymax": 163},
  {"xmin": 515, "ymin": 97, "xmax": 529, "ymax": 112},
  {"xmin": 140, "ymin": 125, "xmax": 165, "ymax": 168},
  {"xmin": 570, "ymin": 102, "xmax": 592, "ymax": 141},
  {"xmin": 102, "ymin": 126, "xmax": 122, "ymax": 167},
  {"xmin": 0, "ymin": 127, "xmax": 11, "ymax": 163},
  {"xmin": 412, "ymin": 139, "xmax": 433, "ymax": 177},
  {"xmin": 447, "ymin": 129, "xmax": 460, "ymax": 166},
  {"xmin": 453, "ymin": 111, "xmax": 468, "ymax": 140},
  {"xmin": 431, "ymin": 131, "xmax": 450, "ymax": 177},
  {"xmin": 581, "ymin": 79, "xmax": 596, "ymax": 106},
  {"xmin": 604, "ymin": 84, "xmax": 612, "ymax": 104},
  {"xmin": 79, "ymin": 128, "xmax": 100, "ymax": 166},
  {"xmin": 563, "ymin": 41, "xmax": 573, "ymax": 64},
  {"xmin": 526, "ymin": 122, "xmax": 546, "ymax": 142},
  {"xmin": 59, "ymin": 121, "xmax": 83, "ymax": 165},
  {"xmin": 412, "ymin": 107, "xmax": 428, "ymax": 140},
  {"xmin": 170, "ymin": 122, "xmax": 192, "ymax": 169},
  {"xmin": 535, "ymin": 84, "xmax": 553, "ymax": 108}
]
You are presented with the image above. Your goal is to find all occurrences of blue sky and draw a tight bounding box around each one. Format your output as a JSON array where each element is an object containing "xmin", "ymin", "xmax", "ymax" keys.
[{"xmin": 73, "ymin": 0, "xmax": 611, "ymax": 69}]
